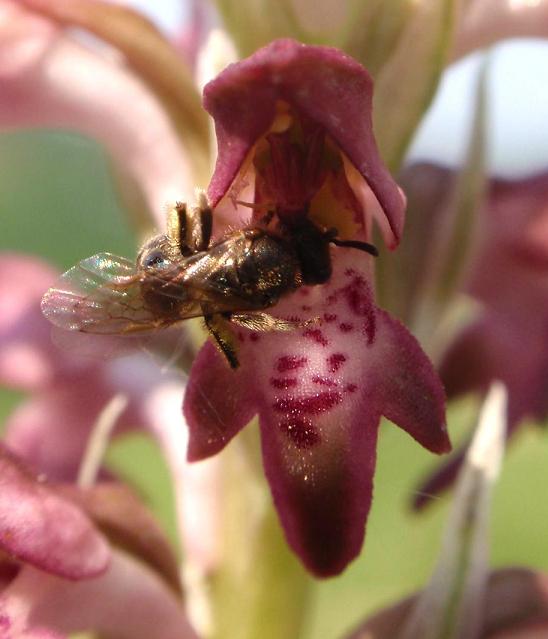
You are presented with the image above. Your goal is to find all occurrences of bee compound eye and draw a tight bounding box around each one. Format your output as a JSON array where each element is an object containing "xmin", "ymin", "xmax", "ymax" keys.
[{"xmin": 143, "ymin": 250, "xmax": 171, "ymax": 270}]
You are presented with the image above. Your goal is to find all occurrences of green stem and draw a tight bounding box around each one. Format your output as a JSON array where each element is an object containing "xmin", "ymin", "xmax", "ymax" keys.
[{"xmin": 209, "ymin": 423, "xmax": 313, "ymax": 639}]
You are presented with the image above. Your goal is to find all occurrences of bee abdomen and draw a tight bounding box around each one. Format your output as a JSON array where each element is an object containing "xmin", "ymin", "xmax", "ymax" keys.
[{"xmin": 236, "ymin": 232, "xmax": 300, "ymax": 306}]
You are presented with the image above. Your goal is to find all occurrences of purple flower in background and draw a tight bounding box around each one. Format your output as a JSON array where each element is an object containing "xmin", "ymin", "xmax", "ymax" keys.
[
  {"xmin": 183, "ymin": 40, "xmax": 450, "ymax": 577},
  {"xmin": 0, "ymin": 442, "xmax": 195, "ymax": 638},
  {"xmin": 399, "ymin": 165, "xmax": 548, "ymax": 509}
]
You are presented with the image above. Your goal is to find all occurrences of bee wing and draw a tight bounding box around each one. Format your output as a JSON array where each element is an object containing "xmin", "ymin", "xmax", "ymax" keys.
[{"xmin": 41, "ymin": 252, "xmax": 175, "ymax": 334}]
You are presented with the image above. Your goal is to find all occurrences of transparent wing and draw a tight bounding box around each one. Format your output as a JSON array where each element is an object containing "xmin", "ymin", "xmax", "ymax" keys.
[{"xmin": 41, "ymin": 253, "xmax": 174, "ymax": 335}]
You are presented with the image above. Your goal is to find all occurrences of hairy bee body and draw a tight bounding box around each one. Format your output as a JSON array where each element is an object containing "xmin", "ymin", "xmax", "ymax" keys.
[{"xmin": 42, "ymin": 195, "xmax": 377, "ymax": 368}]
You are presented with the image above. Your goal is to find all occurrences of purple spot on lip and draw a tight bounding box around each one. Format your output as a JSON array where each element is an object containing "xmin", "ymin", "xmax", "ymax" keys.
[
  {"xmin": 336, "ymin": 277, "xmax": 376, "ymax": 341},
  {"xmin": 327, "ymin": 353, "xmax": 346, "ymax": 373},
  {"xmin": 273, "ymin": 391, "xmax": 342, "ymax": 415},
  {"xmin": 303, "ymin": 328, "xmax": 329, "ymax": 346},
  {"xmin": 301, "ymin": 304, "xmax": 312, "ymax": 311},
  {"xmin": 250, "ymin": 333, "xmax": 260, "ymax": 342},
  {"xmin": 346, "ymin": 383, "xmax": 357, "ymax": 393},
  {"xmin": 276, "ymin": 355, "xmax": 308, "ymax": 373},
  {"xmin": 271, "ymin": 377, "xmax": 298, "ymax": 389},
  {"xmin": 345, "ymin": 287, "xmax": 370, "ymax": 317},
  {"xmin": 323, "ymin": 313, "xmax": 337, "ymax": 323},
  {"xmin": 312, "ymin": 375, "xmax": 337, "ymax": 387},
  {"xmin": 279, "ymin": 417, "xmax": 321, "ymax": 449},
  {"xmin": 362, "ymin": 317, "xmax": 376, "ymax": 344}
]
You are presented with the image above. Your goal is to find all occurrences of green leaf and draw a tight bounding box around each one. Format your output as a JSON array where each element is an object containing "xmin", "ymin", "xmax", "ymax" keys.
[
  {"xmin": 378, "ymin": 55, "xmax": 488, "ymax": 355},
  {"xmin": 373, "ymin": 0, "xmax": 456, "ymax": 172},
  {"xmin": 213, "ymin": 0, "xmax": 311, "ymax": 55},
  {"xmin": 341, "ymin": 0, "xmax": 412, "ymax": 76},
  {"xmin": 400, "ymin": 383, "xmax": 507, "ymax": 639}
]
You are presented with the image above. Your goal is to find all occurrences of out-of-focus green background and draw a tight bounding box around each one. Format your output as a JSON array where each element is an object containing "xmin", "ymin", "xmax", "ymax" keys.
[{"xmin": 2, "ymin": 130, "xmax": 548, "ymax": 638}]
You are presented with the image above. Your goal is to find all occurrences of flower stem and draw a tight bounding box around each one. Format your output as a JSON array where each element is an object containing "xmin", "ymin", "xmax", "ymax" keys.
[
  {"xmin": 208, "ymin": 424, "xmax": 313, "ymax": 639},
  {"xmin": 77, "ymin": 393, "xmax": 128, "ymax": 488}
]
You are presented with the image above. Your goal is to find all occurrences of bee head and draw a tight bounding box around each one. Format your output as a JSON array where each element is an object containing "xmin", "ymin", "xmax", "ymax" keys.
[{"xmin": 136, "ymin": 235, "xmax": 175, "ymax": 272}]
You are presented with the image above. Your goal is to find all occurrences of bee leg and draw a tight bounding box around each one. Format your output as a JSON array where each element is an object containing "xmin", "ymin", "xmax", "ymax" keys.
[
  {"xmin": 229, "ymin": 312, "xmax": 318, "ymax": 332},
  {"xmin": 167, "ymin": 191, "xmax": 213, "ymax": 257},
  {"xmin": 187, "ymin": 190, "xmax": 212, "ymax": 253},
  {"xmin": 167, "ymin": 202, "xmax": 192, "ymax": 257},
  {"xmin": 203, "ymin": 312, "xmax": 240, "ymax": 369}
]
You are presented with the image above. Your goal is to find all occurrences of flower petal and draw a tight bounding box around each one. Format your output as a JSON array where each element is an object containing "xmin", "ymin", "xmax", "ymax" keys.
[
  {"xmin": 0, "ymin": 603, "xmax": 67, "ymax": 639},
  {"xmin": 0, "ymin": 445, "xmax": 110, "ymax": 579},
  {"xmin": 2, "ymin": 551, "xmax": 197, "ymax": 639},
  {"xmin": 258, "ymin": 396, "xmax": 379, "ymax": 577},
  {"xmin": 56, "ymin": 482, "xmax": 181, "ymax": 594},
  {"xmin": 375, "ymin": 310, "xmax": 450, "ymax": 454},
  {"xmin": 184, "ymin": 341, "xmax": 257, "ymax": 461},
  {"xmin": 249, "ymin": 283, "xmax": 446, "ymax": 574},
  {"xmin": 414, "ymin": 313, "xmax": 545, "ymax": 508},
  {"xmin": 0, "ymin": 2, "xmax": 192, "ymax": 223},
  {"xmin": 0, "ymin": 254, "xmax": 64, "ymax": 390},
  {"xmin": 407, "ymin": 168, "xmax": 548, "ymax": 507},
  {"xmin": 440, "ymin": 315, "xmax": 545, "ymax": 426},
  {"xmin": 203, "ymin": 39, "xmax": 405, "ymax": 245}
]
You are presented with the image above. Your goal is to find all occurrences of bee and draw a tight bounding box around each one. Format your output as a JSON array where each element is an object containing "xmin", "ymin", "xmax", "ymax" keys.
[{"xmin": 41, "ymin": 192, "xmax": 378, "ymax": 368}]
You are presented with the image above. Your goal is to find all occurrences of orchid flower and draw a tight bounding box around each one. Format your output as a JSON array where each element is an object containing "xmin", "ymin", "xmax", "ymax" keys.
[{"xmin": 182, "ymin": 39, "xmax": 449, "ymax": 577}]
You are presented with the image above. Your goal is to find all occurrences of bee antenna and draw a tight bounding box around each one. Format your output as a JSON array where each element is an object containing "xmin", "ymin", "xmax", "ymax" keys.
[
  {"xmin": 329, "ymin": 237, "xmax": 379, "ymax": 257},
  {"xmin": 235, "ymin": 200, "xmax": 274, "ymax": 211}
]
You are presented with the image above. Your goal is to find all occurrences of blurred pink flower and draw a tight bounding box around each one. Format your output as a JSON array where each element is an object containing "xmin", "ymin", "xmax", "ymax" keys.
[
  {"xmin": 0, "ymin": 0, "xmax": 226, "ymax": 589},
  {"xmin": 0, "ymin": 443, "xmax": 109, "ymax": 579},
  {"xmin": 0, "ymin": 0, "xmax": 206, "ymax": 223},
  {"xmin": 0, "ymin": 253, "xmax": 172, "ymax": 479},
  {"xmin": 0, "ymin": 549, "xmax": 196, "ymax": 639},
  {"xmin": 0, "ymin": 428, "xmax": 194, "ymax": 638},
  {"xmin": 0, "ymin": 251, "xmax": 221, "ymax": 581},
  {"xmin": 183, "ymin": 39, "xmax": 450, "ymax": 577},
  {"xmin": 454, "ymin": 0, "xmax": 548, "ymax": 60},
  {"xmin": 397, "ymin": 165, "xmax": 548, "ymax": 509}
]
